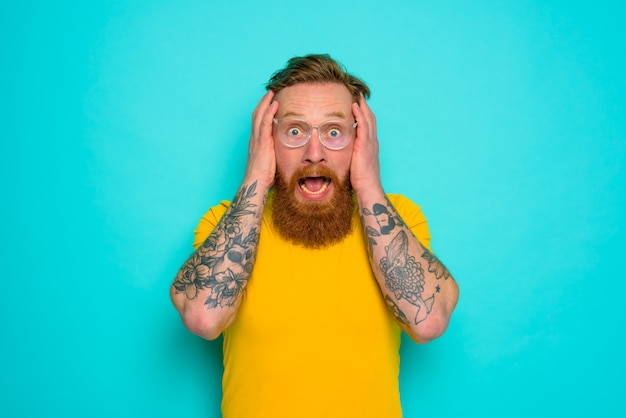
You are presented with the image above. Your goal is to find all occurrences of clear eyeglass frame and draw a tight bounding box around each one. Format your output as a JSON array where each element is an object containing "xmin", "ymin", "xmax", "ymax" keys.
[{"xmin": 273, "ymin": 118, "xmax": 357, "ymax": 151}]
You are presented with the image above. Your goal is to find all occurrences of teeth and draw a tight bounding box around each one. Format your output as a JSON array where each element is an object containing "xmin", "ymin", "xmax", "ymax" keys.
[{"xmin": 299, "ymin": 178, "xmax": 330, "ymax": 195}]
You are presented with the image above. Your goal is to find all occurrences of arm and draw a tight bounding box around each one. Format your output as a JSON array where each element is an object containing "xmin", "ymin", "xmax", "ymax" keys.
[
  {"xmin": 351, "ymin": 96, "xmax": 459, "ymax": 344},
  {"xmin": 170, "ymin": 91, "xmax": 278, "ymax": 340}
]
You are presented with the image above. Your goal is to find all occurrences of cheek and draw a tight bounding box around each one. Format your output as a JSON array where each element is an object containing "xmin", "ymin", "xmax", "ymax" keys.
[
  {"xmin": 274, "ymin": 147, "xmax": 299, "ymax": 179},
  {"xmin": 332, "ymin": 147, "xmax": 354, "ymax": 180}
]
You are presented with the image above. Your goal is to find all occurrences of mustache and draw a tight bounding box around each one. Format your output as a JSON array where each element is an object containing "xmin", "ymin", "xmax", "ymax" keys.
[{"xmin": 292, "ymin": 165, "xmax": 337, "ymax": 181}]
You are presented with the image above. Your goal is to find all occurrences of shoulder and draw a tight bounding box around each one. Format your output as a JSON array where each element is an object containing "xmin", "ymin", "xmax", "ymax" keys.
[
  {"xmin": 192, "ymin": 200, "xmax": 231, "ymax": 249},
  {"xmin": 385, "ymin": 193, "xmax": 432, "ymax": 251},
  {"xmin": 385, "ymin": 194, "xmax": 425, "ymax": 223}
]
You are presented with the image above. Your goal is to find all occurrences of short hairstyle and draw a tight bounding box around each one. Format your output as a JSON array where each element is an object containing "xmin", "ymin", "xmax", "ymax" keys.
[{"xmin": 266, "ymin": 54, "xmax": 370, "ymax": 102}]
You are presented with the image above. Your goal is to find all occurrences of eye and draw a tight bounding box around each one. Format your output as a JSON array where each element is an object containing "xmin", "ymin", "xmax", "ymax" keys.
[
  {"xmin": 328, "ymin": 128, "xmax": 341, "ymax": 138},
  {"xmin": 323, "ymin": 123, "xmax": 345, "ymax": 139},
  {"xmin": 283, "ymin": 121, "xmax": 308, "ymax": 138}
]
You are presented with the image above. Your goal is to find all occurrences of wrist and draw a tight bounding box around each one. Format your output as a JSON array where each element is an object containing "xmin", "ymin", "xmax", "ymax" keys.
[
  {"xmin": 241, "ymin": 175, "xmax": 273, "ymax": 198},
  {"xmin": 354, "ymin": 182, "xmax": 386, "ymax": 208},
  {"xmin": 242, "ymin": 167, "xmax": 274, "ymax": 192}
]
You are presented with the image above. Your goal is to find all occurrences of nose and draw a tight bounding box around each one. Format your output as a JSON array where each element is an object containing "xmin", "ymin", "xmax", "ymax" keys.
[{"xmin": 302, "ymin": 127, "xmax": 326, "ymax": 165}]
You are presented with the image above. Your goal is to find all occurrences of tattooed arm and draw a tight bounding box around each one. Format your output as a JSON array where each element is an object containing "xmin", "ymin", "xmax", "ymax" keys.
[
  {"xmin": 170, "ymin": 91, "xmax": 278, "ymax": 340},
  {"xmin": 170, "ymin": 182, "xmax": 266, "ymax": 339},
  {"xmin": 360, "ymin": 196, "xmax": 459, "ymax": 343},
  {"xmin": 351, "ymin": 96, "xmax": 459, "ymax": 343}
]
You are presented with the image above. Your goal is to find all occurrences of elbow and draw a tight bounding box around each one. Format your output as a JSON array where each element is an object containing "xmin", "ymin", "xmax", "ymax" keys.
[
  {"xmin": 408, "ymin": 316, "xmax": 451, "ymax": 344},
  {"xmin": 181, "ymin": 311, "xmax": 224, "ymax": 341},
  {"xmin": 170, "ymin": 286, "xmax": 227, "ymax": 340},
  {"xmin": 411, "ymin": 280, "xmax": 460, "ymax": 343},
  {"xmin": 408, "ymin": 293, "xmax": 458, "ymax": 343}
]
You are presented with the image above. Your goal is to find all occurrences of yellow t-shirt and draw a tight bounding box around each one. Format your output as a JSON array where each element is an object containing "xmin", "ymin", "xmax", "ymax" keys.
[{"xmin": 193, "ymin": 193, "xmax": 431, "ymax": 418}]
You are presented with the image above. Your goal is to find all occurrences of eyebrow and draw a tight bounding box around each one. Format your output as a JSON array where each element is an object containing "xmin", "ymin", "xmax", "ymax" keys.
[{"xmin": 281, "ymin": 111, "xmax": 347, "ymax": 119}]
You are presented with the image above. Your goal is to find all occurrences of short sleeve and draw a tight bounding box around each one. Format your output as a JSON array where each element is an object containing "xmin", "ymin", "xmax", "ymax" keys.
[
  {"xmin": 387, "ymin": 194, "xmax": 432, "ymax": 252},
  {"xmin": 192, "ymin": 200, "xmax": 231, "ymax": 250}
]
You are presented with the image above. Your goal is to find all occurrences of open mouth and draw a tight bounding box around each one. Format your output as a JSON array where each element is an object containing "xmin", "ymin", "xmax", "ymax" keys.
[{"xmin": 298, "ymin": 176, "xmax": 331, "ymax": 195}]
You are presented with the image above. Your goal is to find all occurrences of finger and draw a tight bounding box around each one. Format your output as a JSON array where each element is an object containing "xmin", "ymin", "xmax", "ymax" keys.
[
  {"xmin": 253, "ymin": 89, "xmax": 274, "ymax": 115},
  {"xmin": 352, "ymin": 101, "xmax": 369, "ymax": 137},
  {"xmin": 357, "ymin": 94, "xmax": 376, "ymax": 132},
  {"xmin": 252, "ymin": 90, "xmax": 275, "ymax": 136},
  {"xmin": 259, "ymin": 100, "xmax": 279, "ymax": 141},
  {"xmin": 252, "ymin": 90, "xmax": 275, "ymax": 137}
]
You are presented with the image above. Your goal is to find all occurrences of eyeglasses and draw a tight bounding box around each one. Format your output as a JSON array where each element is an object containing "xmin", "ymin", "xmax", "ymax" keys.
[{"xmin": 273, "ymin": 118, "xmax": 357, "ymax": 150}]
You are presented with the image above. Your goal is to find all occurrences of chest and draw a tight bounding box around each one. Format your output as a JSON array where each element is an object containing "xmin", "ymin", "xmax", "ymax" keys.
[{"xmin": 233, "ymin": 227, "xmax": 394, "ymax": 340}]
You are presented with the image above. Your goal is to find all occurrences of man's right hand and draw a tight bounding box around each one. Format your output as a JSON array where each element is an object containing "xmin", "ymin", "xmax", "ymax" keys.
[{"xmin": 244, "ymin": 90, "xmax": 279, "ymax": 191}]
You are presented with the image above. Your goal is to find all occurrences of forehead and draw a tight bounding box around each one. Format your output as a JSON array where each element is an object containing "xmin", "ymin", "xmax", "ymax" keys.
[{"xmin": 275, "ymin": 82, "xmax": 353, "ymax": 119}]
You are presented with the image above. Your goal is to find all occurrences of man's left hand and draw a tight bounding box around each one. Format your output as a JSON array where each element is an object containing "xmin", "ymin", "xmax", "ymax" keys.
[{"xmin": 350, "ymin": 95, "xmax": 383, "ymax": 195}]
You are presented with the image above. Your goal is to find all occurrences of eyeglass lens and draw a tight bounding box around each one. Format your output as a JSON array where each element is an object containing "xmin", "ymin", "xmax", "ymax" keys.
[{"xmin": 275, "ymin": 119, "xmax": 355, "ymax": 150}]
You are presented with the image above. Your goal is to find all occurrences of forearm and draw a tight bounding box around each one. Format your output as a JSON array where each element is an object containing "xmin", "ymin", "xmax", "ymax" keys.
[
  {"xmin": 357, "ymin": 188, "xmax": 459, "ymax": 343},
  {"xmin": 171, "ymin": 180, "xmax": 267, "ymax": 340}
]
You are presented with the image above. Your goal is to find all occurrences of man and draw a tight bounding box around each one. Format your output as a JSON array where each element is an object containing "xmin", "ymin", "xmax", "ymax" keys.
[{"xmin": 171, "ymin": 54, "xmax": 459, "ymax": 417}]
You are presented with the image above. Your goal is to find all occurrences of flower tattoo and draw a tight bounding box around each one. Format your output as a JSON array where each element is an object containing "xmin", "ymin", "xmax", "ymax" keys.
[
  {"xmin": 173, "ymin": 182, "xmax": 261, "ymax": 309},
  {"xmin": 380, "ymin": 231, "xmax": 435, "ymax": 325}
]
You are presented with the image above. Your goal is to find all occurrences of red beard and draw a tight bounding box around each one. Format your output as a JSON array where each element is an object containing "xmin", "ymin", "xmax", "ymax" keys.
[{"xmin": 271, "ymin": 165, "xmax": 356, "ymax": 249}]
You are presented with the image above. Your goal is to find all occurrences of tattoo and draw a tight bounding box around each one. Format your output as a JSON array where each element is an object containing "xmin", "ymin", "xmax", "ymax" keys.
[
  {"xmin": 362, "ymin": 205, "xmax": 386, "ymax": 256},
  {"xmin": 422, "ymin": 248, "xmax": 451, "ymax": 280},
  {"xmin": 380, "ymin": 230, "xmax": 434, "ymax": 325},
  {"xmin": 362, "ymin": 200, "xmax": 404, "ymax": 237},
  {"xmin": 173, "ymin": 182, "xmax": 261, "ymax": 309},
  {"xmin": 385, "ymin": 295, "xmax": 410, "ymax": 326},
  {"xmin": 363, "ymin": 223, "xmax": 380, "ymax": 254}
]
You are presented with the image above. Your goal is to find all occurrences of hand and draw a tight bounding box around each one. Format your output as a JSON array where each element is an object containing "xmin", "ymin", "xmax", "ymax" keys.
[
  {"xmin": 244, "ymin": 90, "xmax": 279, "ymax": 190},
  {"xmin": 350, "ymin": 94, "xmax": 383, "ymax": 195}
]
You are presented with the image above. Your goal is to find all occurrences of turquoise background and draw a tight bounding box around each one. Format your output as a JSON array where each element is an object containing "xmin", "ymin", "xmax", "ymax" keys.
[{"xmin": 2, "ymin": 0, "xmax": 624, "ymax": 417}]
